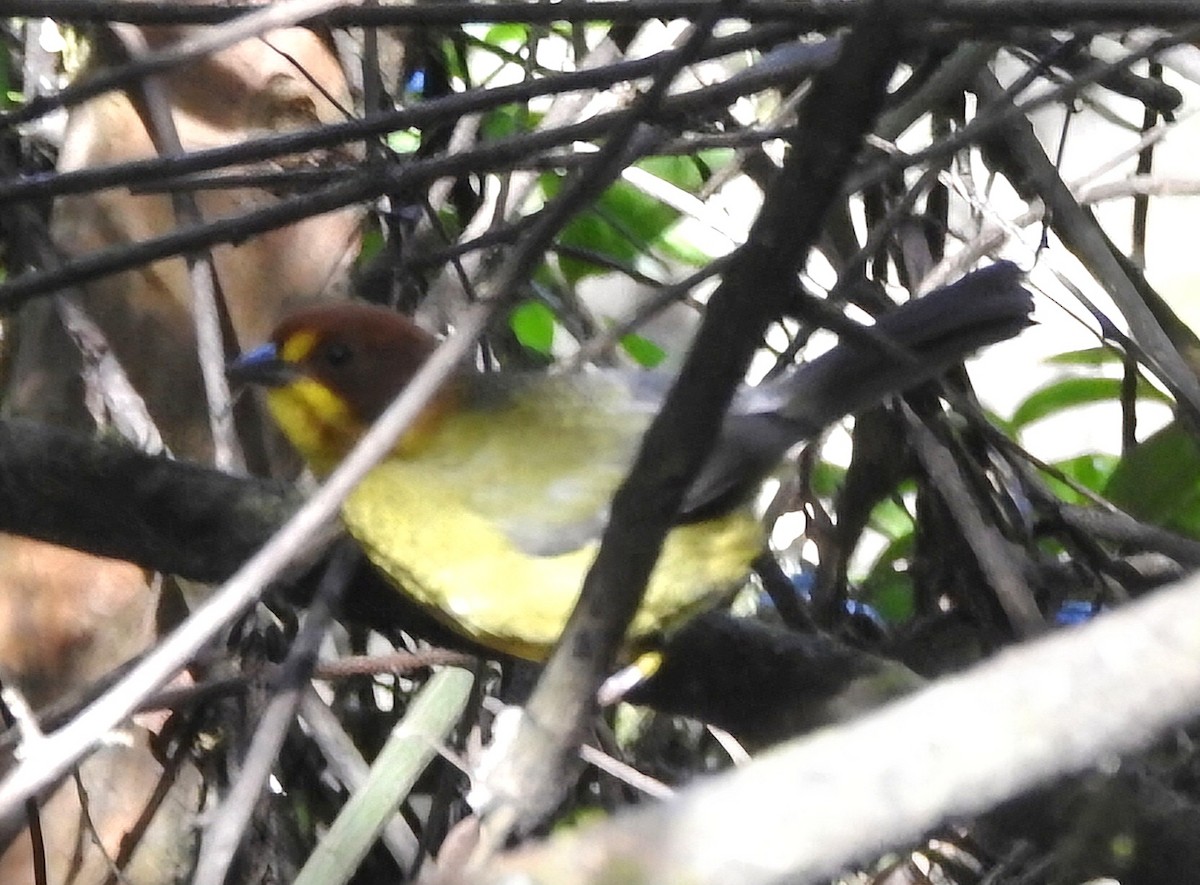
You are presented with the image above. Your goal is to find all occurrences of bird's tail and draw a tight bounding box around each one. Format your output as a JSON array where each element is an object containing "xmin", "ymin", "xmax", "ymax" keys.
[
  {"xmin": 681, "ymin": 262, "xmax": 1035, "ymax": 519},
  {"xmin": 773, "ymin": 261, "xmax": 1035, "ymax": 430}
]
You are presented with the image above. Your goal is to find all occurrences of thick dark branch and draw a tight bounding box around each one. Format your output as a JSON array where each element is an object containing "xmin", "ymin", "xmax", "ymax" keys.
[
  {"xmin": 1, "ymin": 0, "xmax": 347, "ymax": 129},
  {"xmin": 0, "ymin": 173, "xmax": 380, "ymax": 312},
  {"xmin": 0, "ymin": 31, "xmax": 837, "ymax": 311},
  {"xmin": 555, "ymin": 0, "xmax": 906, "ymax": 725},
  {"xmin": 0, "ymin": 419, "xmax": 296, "ymax": 582},
  {"xmin": 629, "ymin": 612, "xmax": 920, "ymax": 749},
  {"xmin": 3, "ymin": 28, "xmax": 1176, "ymax": 311},
  {"xmin": 484, "ymin": 0, "xmax": 909, "ymax": 834},
  {"xmin": 480, "ymin": 566, "xmax": 1200, "ymax": 885},
  {"xmin": 0, "ymin": 24, "xmax": 795, "ymax": 206},
  {"xmin": 2, "ymin": 419, "xmax": 1198, "ymax": 768},
  {"xmin": 8, "ymin": 0, "xmax": 1200, "ymax": 27},
  {"xmin": 0, "ymin": 419, "xmax": 917, "ymax": 757}
]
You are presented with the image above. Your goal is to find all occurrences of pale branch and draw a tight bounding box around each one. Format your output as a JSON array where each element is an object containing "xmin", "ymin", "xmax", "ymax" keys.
[
  {"xmin": 0, "ymin": 299, "xmax": 496, "ymax": 822},
  {"xmin": 480, "ymin": 565, "xmax": 1200, "ymax": 885},
  {"xmin": 2, "ymin": 30, "xmax": 1181, "ymax": 312}
]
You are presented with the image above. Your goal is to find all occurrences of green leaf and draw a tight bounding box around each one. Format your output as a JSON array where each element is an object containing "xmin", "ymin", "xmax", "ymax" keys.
[
  {"xmin": 657, "ymin": 224, "xmax": 715, "ymax": 267},
  {"xmin": 0, "ymin": 45, "xmax": 10, "ymax": 110},
  {"xmin": 546, "ymin": 173, "xmax": 680, "ymax": 283},
  {"xmin": 544, "ymin": 153, "xmax": 729, "ymax": 281},
  {"xmin": 867, "ymin": 496, "xmax": 914, "ymax": 540},
  {"xmin": 482, "ymin": 105, "xmax": 540, "ymax": 139},
  {"xmin": 386, "ymin": 128, "xmax": 420, "ymax": 153},
  {"xmin": 597, "ymin": 180, "xmax": 678, "ymax": 242},
  {"xmin": 1104, "ymin": 421, "xmax": 1200, "ymax": 533},
  {"xmin": 555, "ymin": 212, "xmax": 639, "ymax": 283},
  {"xmin": 807, "ymin": 460, "xmax": 846, "ymax": 498},
  {"xmin": 510, "ymin": 301, "xmax": 556, "ymax": 355},
  {"xmin": 1009, "ymin": 376, "xmax": 1170, "ymax": 431},
  {"xmin": 863, "ymin": 573, "xmax": 914, "ymax": 623},
  {"xmin": 637, "ymin": 155, "xmax": 705, "ymax": 192},
  {"xmin": 860, "ymin": 534, "xmax": 916, "ymax": 623},
  {"xmin": 356, "ymin": 226, "xmax": 385, "ymax": 266},
  {"xmin": 695, "ymin": 147, "xmax": 734, "ymax": 177},
  {"xmin": 484, "ymin": 23, "xmax": 529, "ymax": 46},
  {"xmin": 438, "ymin": 37, "xmax": 469, "ymax": 81},
  {"xmin": 1044, "ymin": 453, "xmax": 1121, "ymax": 505},
  {"xmin": 619, "ymin": 333, "xmax": 666, "ymax": 368}
]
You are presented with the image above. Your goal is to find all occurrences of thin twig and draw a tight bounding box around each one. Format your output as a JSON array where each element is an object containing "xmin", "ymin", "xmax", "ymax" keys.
[
  {"xmin": 0, "ymin": 25, "xmax": 795, "ymax": 206},
  {"xmin": 108, "ymin": 23, "xmax": 244, "ymax": 471},
  {"xmin": 191, "ymin": 543, "xmax": 355, "ymax": 885}
]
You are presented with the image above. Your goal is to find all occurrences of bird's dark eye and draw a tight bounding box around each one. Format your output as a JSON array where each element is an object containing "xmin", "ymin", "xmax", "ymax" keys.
[{"xmin": 324, "ymin": 342, "xmax": 353, "ymax": 367}]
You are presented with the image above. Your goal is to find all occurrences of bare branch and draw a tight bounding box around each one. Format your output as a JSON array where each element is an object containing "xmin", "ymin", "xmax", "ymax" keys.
[{"xmin": 479, "ymin": 566, "xmax": 1200, "ymax": 885}]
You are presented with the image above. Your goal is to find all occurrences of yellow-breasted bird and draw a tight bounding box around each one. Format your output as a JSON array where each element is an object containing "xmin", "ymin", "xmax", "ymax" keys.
[{"xmin": 228, "ymin": 263, "xmax": 1032, "ymax": 661}]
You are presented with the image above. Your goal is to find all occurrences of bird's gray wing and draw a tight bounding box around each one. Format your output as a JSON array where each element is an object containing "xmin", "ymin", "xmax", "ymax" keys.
[{"xmin": 432, "ymin": 371, "xmax": 660, "ymax": 556}]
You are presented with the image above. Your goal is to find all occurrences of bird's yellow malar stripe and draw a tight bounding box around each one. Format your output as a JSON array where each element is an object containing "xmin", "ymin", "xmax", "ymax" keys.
[
  {"xmin": 281, "ymin": 329, "xmax": 320, "ymax": 364},
  {"xmin": 266, "ymin": 374, "xmax": 459, "ymax": 471},
  {"xmin": 266, "ymin": 378, "xmax": 364, "ymax": 474}
]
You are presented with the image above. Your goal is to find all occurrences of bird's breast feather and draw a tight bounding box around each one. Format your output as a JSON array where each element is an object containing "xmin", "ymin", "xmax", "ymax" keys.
[
  {"xmin": 342, "ymin": 458, "xmax": 762, "ymax": 659},
  {"xmin": 340, "ymin": 370, "xmax": 763, "ymax": 658}
]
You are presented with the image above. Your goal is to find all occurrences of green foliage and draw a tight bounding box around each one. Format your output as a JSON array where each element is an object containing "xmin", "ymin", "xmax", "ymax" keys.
[
  {"xmin": 545, "ymin": 174, "xmax": 675, "ymax": 283},
  {"xmin": 619, "ymin": 332, "xmax": 666, "ymax": 368},
  {"xmin": 1009, "ymin": 376, "xmax": 1170, "ymax": 431},
  {"xmin": 860, "ymin": 544, "xmax": 916, "ymax": 623},
  {"xmin": 1045, "ymin": 453, "xmax": 1121, "ymax": 505},
  {"xmin": 483, "ymin": 22, "xmax": 529, "ymax": 47},
  {"xmin": 855, "ymin": 491, "xmax": 917, "ymax": 623},
  {"xmin": 1044, "ymin": 346, "xmax": 1123, "ymax": 366},
  {"xmin": 543, "ymin": 154, "xmax": 723, "ymax": 284},
  {"xmin": 482, "ymin": 103, "xmax": 540, "ymax": 138},
  {"xmin": 0, "ymin": 42, "xmax": 11, "ymax": 110},
  {"xmin": 806, "ymin": 460, "xmax": 846, "ymax": 498},
  {"xmin": 510, "ymin": 300, "xmax": 556, "ymax": 355},
  {"xmin": 867, "ymin": 493, "xmax": 915, "ymax": 540},
  {"xmin": 639, "ymin": 154, "xmax": 707, "ymax": 192},
  {"xmin": 1105, "ymin": 421, "xmax": 1200, "ymax": 537},
  {"xmin": 357, "ymin": 225, "xmax": 385, "ymax": 267},
  {"xmin": 999, "ymin": 350, "xmax": 1200, "ymax": 539},
  {"xmin": 17, "ymin": 8, "xmax": 1200, "ymax": 883},
  {"xmin": 386, "ymin": 128, "xmax": 421, "ymax": 153}
]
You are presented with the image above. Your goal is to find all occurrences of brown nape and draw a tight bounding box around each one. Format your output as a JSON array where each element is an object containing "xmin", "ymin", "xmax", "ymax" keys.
[{"xmin": 274, "ymin": 302, "xmax": 440, "ymax": 423}]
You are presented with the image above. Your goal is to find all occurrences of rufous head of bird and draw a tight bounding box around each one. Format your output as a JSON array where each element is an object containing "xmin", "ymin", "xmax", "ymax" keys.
[{"xmin": 228, "ymin": 302, "xmax": 450, "ymax": 474}]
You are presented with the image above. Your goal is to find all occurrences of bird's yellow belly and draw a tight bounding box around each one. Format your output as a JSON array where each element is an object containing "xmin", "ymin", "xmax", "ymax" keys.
[{"xmin": 342, "ymin": 460, "xmax": 764, "ymax": 661}]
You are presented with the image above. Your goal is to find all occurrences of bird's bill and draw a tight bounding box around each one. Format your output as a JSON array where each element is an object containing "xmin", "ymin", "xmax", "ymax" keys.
[{"xmin": 226, "ymin": 343, "xmax": 303, "ymax": 388}]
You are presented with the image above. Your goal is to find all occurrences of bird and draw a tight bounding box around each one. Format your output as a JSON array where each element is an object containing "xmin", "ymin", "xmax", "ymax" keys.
[{"xmin": 228, "ymin": 262, "xmax": 1033, "ymax": 661}]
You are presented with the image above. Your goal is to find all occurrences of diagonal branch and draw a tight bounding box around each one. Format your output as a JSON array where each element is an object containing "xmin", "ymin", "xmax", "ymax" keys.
[
  {"xmin": 478, "ymin": 564, "xmax": 1200, "ymax": 885},
  {"xmin": 478, "ymin": 0, "xmax": 909, "ymax": 838}
]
